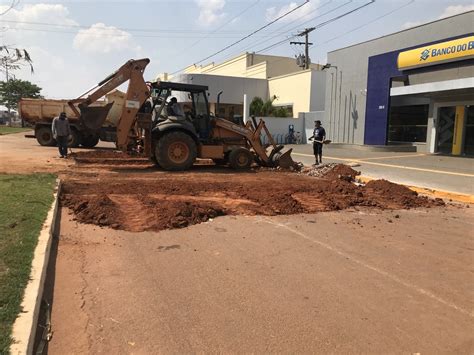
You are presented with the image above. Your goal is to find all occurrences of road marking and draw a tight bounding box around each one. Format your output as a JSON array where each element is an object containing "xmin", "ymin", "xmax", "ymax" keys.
[
  {"xmin": 263, "ymin": 218, "xmax": 474, "ymax": 318},
  {"xmin": 360, "ymin": 153, "xmax": 427, "ymax": 161},
  {"xmin": 293, "ymin": 153, "xmax": 350, "ymax": 161},
  {"xmin": 292, "ymin": 153, "xmax": 474, "ymax": 178}
]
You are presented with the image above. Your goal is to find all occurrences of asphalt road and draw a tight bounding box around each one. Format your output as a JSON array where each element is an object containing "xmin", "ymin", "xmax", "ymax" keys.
[
  {"xmin": 47, "ymin": 207, "xmax": 474, "ymax": 354},
  {"xmin": 2, "ymin": 131, "xmax": 473, "ymax": 353},
  {"xmin": 290, "ymin": 144, "xmax": 474, "ymax": 195}
]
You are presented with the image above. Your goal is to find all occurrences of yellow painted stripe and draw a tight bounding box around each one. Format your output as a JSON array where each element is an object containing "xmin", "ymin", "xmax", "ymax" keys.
[
  {"xmin": 360, "ymin": 153, "xmax": 427, "ymax": 161},
  {"xmin": 292, "ymin": 153, "xmax": 474, "ymax": 178},
  {"xmin": 452, "ymin": 106, "xmax": 465, "ymax": 156}
]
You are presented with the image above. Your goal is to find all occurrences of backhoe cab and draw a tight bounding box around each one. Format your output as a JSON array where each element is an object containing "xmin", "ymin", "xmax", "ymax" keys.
[{"xmin": 72, "ymin": 58, "xmax": 299, "ymax": 171}]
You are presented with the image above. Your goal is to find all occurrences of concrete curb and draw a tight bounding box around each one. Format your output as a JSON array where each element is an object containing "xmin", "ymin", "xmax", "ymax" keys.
[
  {"xmin": 358, "ymin": 176, "xmax": 473, "ymax": 204},
  {"xmin": 10, "ymin": 179, "xmax": 62, "ymax": 355}
]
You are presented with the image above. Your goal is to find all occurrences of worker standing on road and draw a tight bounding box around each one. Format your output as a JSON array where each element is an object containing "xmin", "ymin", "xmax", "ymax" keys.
[
  {"xmin": 52, "ymin": 112, "xmax": 71, "ymax": 159},
  {"xmin": 309, "ymin": 120, "xmax": 326, "ymax": 165}
]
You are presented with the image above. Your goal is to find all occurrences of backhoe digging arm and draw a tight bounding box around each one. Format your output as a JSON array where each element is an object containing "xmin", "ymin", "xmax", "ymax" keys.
[{"xmin": 67, "ymin": 58, "xmax": 152, "ymax": 149}]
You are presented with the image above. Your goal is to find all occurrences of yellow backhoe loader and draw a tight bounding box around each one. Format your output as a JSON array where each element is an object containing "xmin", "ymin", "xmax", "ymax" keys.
[{"xmin": 68, "ymin": 58, "xmax": 299, "ymax": 171}]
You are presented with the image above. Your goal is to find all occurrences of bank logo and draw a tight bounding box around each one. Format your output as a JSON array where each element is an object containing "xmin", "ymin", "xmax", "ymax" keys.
[{"xmin": 420, "ymin": 49, "xmax": 430, "ymax": 61}]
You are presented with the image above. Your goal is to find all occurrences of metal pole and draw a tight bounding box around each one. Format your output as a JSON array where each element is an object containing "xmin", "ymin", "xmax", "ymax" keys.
[
  {"xmin": 338, "ymin": 70, "xmax": 342, "ymax": 143},
  {"xmin": 334, "ymin": 69, "xmax": 338, "ymax": 142},
  {"xmin": 305, "ymin": 32, "xmax": 309, "ymax": 70},
  {"xmin": 243, "ymin": 94, "xmax": 249, "ymax": 124},
  {"xmin": 329, "ymin": 73, "xmax": 333, "ymax": 141}
]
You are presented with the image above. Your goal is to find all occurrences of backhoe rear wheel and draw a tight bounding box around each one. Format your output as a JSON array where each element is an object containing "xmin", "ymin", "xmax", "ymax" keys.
[
  {"xmin": 229, "ymin": 148, "xmax": 253, "ymax": 170},
  {"xmin": 155, "ymin": 131, "xmax": 197, "ymax": 171}
]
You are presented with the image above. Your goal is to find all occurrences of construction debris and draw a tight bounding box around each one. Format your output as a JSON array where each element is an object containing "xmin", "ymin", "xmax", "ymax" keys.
[{"xmin": 300, "ymin": 163, "xmax": 360, "ymax": 181}]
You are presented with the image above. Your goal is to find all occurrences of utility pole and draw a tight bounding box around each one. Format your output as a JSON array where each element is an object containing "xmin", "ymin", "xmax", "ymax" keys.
[{"xmin": 290, "ymin": 27, "xmax": 315, "ymax": 69}]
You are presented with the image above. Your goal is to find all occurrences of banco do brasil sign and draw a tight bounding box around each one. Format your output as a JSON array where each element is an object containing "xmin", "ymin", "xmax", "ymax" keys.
[{"xmin": 397, "ymin": 35, "xmax": 474, "ymax": 70}]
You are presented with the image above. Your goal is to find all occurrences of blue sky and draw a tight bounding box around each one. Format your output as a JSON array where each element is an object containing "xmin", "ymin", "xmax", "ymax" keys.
[{"xmin": 0, "ymin": 0, "xmax": 472, "ymax": 98}]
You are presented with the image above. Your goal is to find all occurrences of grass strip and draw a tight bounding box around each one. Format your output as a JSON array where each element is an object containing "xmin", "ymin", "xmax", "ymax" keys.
[{"xmin": 0, "ymin": 174, "xmax": 56, "ymax": 353}]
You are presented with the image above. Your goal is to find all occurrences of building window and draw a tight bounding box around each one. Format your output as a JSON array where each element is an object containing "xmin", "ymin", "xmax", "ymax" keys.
[{"xmin": 388, "ymin": 105, "xmax": 429, "ymax": 143}]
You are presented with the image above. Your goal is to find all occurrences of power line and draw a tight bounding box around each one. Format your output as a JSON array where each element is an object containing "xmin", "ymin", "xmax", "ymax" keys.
[
  {"xmin": 175, "ymin": 0, "xmax": 262, "ymax": 55},
  {"xmin": 171, "ymin": 1, "xmax": 353, "ymax": 78},
  {"xmin": 170, "ymin": 0, "xmax": 310, "ymax": 75},
  {"xmin": 214, "ymin": 0, "xmax": 350, "ymax": 64},
  {"xmin": 256, "ymin": 0, "xmax": 375, "ymax": 54},
  {"xmin": 236, "ymin": 0, "xmax": 414, "ymax": 75},
  {"xmin": 318, "ymin": 0, "xmax": 415, "ymax": 46},
  {"xmin": 171, "ymin": 0, "xmax": 376, "ymax": 80},
  {"xmin": 0, "ymin": 18, "xmax": 293, "ymax": 35},
  {"xmin": 4, "ymin": 26, "xmax": 290, "ymax": 39},
  {"xmin": 0, "ymin": 0, "xmax": 20, "ymax": 16}
]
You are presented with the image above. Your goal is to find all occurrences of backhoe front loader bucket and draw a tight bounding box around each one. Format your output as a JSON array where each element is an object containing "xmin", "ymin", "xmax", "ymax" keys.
[
  {"xmin": 79, "ymin": 102, "xmax": 114, "ymax": 130},
  {"xmin": 270, "ymin": 147, "xmax": 301, "ymax": 170}
]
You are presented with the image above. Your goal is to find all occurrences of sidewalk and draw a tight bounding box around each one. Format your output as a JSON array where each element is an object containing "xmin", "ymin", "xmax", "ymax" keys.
[{"xmin": 290, "ymin": 144, "xmax": 474, "ymax": 196}]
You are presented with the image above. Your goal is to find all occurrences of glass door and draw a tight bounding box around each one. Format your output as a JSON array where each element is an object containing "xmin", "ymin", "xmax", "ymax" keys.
[
  {"xmin": 464, "ymin": 105, "xmax": 474, "ymax": 156},
  {"xmin": 437, "ymin": 107, "xmax": 455, "ymax": 154}
]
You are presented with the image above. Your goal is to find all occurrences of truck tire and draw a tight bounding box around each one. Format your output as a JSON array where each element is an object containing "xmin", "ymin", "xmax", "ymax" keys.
[
  {"xmin": 35, "ymin": 126, "xmax": 56, "ymax": 146},
  {"xmin": 80, "ymin": 134, "xmax": 100, "ymax": 148},
  {"xmin": 229, "ymin": 148, "xmax": 253, "ymax": 170},
  {"xmin": 155, "ymin": 131, "xmax": 197, "ymax": 171},
  {"xmin": 68, "ymin": 129, "xmax": 80, "ymax": 148}
]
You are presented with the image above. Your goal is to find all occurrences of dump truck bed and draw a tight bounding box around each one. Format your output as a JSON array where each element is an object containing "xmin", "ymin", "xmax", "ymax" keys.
[{"xmin": 19, "ymin": 90, "xmax": 125, "ymax": 126}]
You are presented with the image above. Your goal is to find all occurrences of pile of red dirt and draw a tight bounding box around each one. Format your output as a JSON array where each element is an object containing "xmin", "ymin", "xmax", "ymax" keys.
[
  {"xmin": 71, "ymin": 150, "xmax": 150, "ymax": 165},
  {"xmin": 61, "ymin": 194, "xmax": 121, "ymax": 228},
  {"xmin": 60, "ymin": 168, "xmax": 445, "ymax": 233},
  {"xmin": 365, "ymin": 179, "xmax": 444, "ymax": 208},
  {"xmin": 72, "ymin": 150, "xmax": 127, "ymax": 159},
  {"xmin": 322, "ymin": 164, "xmax": 360, "ymax": 181}
]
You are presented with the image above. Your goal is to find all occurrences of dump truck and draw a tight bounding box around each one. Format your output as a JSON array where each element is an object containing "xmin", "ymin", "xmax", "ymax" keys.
[
  {"xmin": 71, "ymin": 58, "xmax": 299, "ymax": 171},
  {"xmin": 19, "ymin": 90, "xmax": 126, "ymax": 147}
]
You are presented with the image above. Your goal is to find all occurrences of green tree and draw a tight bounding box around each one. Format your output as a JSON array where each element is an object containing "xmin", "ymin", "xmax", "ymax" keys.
[
  {"xmin": 0, "ymin": 79, "xmax": 42, "ymax": 126},
  {"xmin": 273, "ymin": 106, "xmax": 290, "ymax": 117},
  {"xmin": 250, "ymin": 95, "xmax": 278, "ymax": 117},
  {"xmin": 249, "ymin": 96, "xmax": 264, "ymax": 116},
  {"xmin": 250, "ymin": 95, "xmax": 290, "ymax": 117}
]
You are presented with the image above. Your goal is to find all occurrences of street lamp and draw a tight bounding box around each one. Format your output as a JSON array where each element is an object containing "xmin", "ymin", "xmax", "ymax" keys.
[
  {"xmin": 321, "ymin": 63, "xmax": 338, "ymax": 71},
  {"xmin": 322, "ymin": 64, "xmax": 339, "ymax": 141}
]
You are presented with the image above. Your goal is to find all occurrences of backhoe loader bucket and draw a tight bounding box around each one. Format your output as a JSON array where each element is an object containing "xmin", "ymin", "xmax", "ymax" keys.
[
  {"xmin": 79, "ymin": 102, "xmax": 114, "ymax": 130},
  {"xmin": 271, "ymin": 148, "xmax": 301, "ymax": 170}
]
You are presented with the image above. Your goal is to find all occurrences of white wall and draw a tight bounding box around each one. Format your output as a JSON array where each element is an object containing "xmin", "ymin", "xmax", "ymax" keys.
[
  {"xmin": 174, "ymin": 73, "xmax": 268, "ymax": 105},
  {"xmin": 254, "ymin": 116, "xmax": 304, "ymax": 144},
  {"xmin": 310, "ymin": 71, "xmax": 326, "ymax": 112}
]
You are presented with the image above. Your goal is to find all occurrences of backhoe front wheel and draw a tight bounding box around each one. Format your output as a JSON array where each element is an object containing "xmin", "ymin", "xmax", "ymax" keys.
[
  {"xmin": 80, "ymin": 134, "xmax": 100, "ymax": 148},
  {"xmin": 155, "ymin": 131, "xmax": 197, "ymax": 171},
  {"xmin": 229, "ymin": 148, "xmax": 253, "ymax": 170}
]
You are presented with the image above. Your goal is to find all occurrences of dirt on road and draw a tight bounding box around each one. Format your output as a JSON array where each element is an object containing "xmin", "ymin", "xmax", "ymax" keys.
[{"xmin": 59, "ymin": 151, "xmax": 444, "ymax": 232}]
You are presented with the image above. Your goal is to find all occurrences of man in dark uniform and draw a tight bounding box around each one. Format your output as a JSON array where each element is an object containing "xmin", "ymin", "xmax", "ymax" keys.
[
  {"xmin": 309, "ymin": 120, "xmax": 326, "ymax": 165},
  {"xmin": 52, "ymin": 112, "xmax": 71, "ymax": 158}
]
